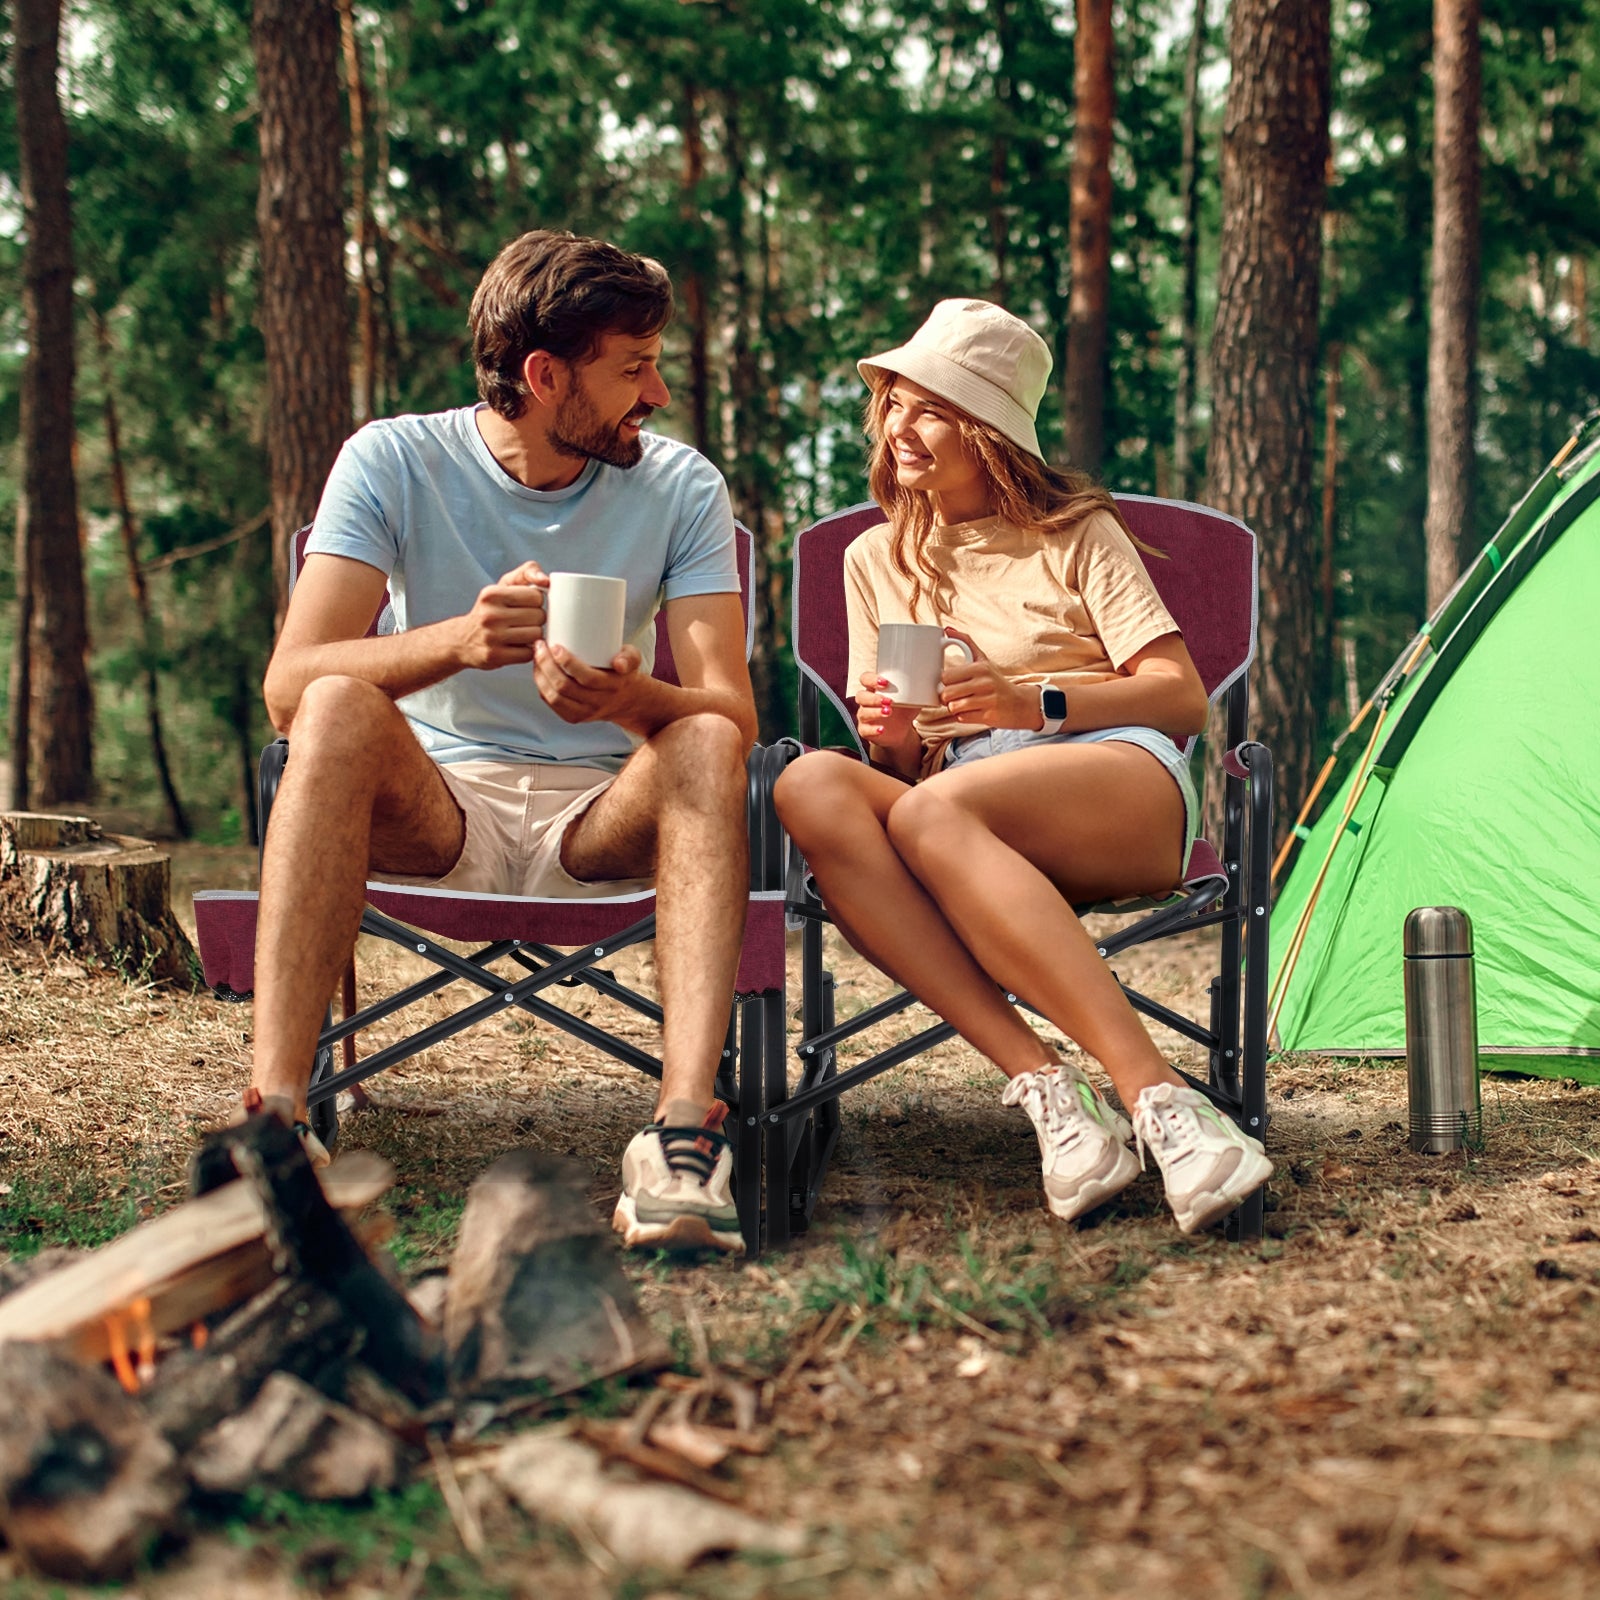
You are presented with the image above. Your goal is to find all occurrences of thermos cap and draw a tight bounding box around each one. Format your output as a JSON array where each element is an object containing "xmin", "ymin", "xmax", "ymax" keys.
[{"xmin": 1404, "ymin": 905, "xmax": 1473, "ymax": 959}]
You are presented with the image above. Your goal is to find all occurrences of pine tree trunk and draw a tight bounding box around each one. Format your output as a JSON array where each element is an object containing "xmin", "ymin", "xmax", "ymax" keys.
[
  {"xmin": 680, "ymin": 83, "xmax": 712, "ymax": 459},
  {"xmin": 92, "ymin": 311, "xmax": 190, "ymax": 840},
  {"xmin": 1061, "ymin": 0, "xmax": 1113, "ymax": 476},
  {"xmin": 14, "ymin": 0, "xmax": 93, "ymax": 806},
  {"xmin": 1173, "ymin": 0, "xmax": 1206, "ymax": 501},
  {"xmin": 1424, "ymin": 0, "xmax": 1481, "ymax": 612},
  {"xmin": 1206, "ymin": 0, "xmax": 1331, "ymax": 835},
  {"xmin": 253, "ymin": 0, "xmax": 352, "ymax": 626},
  {"xmin": 338, "ymin": 0, "xmax": 377, "ymax": 426}
]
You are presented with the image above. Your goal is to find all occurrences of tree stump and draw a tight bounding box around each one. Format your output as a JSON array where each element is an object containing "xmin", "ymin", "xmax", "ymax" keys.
[{"xmin": 0, "ymin": 812, "xmax": 198, "ymax": 987}]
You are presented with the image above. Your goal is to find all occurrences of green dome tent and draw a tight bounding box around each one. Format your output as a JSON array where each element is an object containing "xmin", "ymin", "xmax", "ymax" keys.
[{"xmin": 1270, "ymin": 422, "xmax": 1600, "ymax": 1081}]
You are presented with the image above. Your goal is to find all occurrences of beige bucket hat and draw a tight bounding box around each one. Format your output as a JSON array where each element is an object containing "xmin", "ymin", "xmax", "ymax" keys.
[{"xmin": 858, "ymin": 298, "xmax": 1052, "ymax": 460}]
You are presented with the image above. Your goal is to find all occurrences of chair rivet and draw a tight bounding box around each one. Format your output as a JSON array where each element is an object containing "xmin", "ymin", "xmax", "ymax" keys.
[
  {"xmin": 746, "ymin": 1116, "xmax": 757, "ymax": 1126},
  {"xmin": 1225, "ymin": 1049, "xmax": 1235, "ymax": 1058},
  {"xmin": 1097, "ymin": 948, "xmax": 1107, "ymax": 957},
  {"xmin": 415, "ymin": 943, "xmax": 426, "ymax": 953},
  {"xmin": 1254, "ymin": 906, "xmax": 1264, "ymax": 916},
  {"xmin": 595, "ymin": 947, "xmax": 605, "ymax": 957},
  {"xmin": 503, "ymin": 993, "xmax": 515, "ymax": 1004},
  {"xmin": 800, "ymin": 1044, "xmax": 814, "ymax": 1057}
]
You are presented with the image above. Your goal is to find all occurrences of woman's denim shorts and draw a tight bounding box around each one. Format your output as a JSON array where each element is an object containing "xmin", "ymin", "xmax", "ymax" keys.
[{"xmin": 942, "ymin": 724, "xmax": 1200, "ymax": 873}]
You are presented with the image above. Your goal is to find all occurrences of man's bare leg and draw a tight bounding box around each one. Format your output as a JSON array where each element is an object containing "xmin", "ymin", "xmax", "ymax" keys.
[
  {"xmin": 251, "ymin": 676, "xmax": 466, "ymax": 1121},
  {"xmin": 559, "ymin": 712, "xmax": 749, "ymax": 1117}
]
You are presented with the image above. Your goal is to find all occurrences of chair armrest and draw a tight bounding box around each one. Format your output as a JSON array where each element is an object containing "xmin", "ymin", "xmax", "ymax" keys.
[
  {"xmin": 259, "ymin": 737, "xmax": 290, "ymax": 865},
  {"xmin": 1223, "ymin": 740, "xmax": 1267, "ymax": 782},
  {"xmin": 747, "ymin": 738, "xmax": 804, "ymax": 892}
]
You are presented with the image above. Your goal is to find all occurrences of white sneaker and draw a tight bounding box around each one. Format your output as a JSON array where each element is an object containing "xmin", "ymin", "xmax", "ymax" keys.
[
  {"xmin": 1132, "ymin": 1082, "xmax": 1272, "ymax": 1234},
  {"xmin": 612, "ymin": 1101, "xmax": 744, "ymax": 1255},
  {"xmin": 1002, "ymin": 1063, "xmax": 1141, "ymax": 1222}
]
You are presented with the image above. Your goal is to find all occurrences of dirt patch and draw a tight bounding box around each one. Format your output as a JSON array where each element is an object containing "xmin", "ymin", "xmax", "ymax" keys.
[{"xmin": 2, "ymin": 842, "xmax": 1599, "ymax": 1597}]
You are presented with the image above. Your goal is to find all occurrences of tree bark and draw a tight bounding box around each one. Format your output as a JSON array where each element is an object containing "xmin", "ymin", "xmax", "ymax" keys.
[
  {"xmin": 1206, "ymin": 0, "xmax": 1331, "ymax": 832},
  {"xmin": 1424, "ymin": 0, "xmax": 1481, "ymax": 612},
  {"xmin": 13, "ymin": 0, "xmax": 93, "ymax": 806},
  {"xmin": 338, "ymin": 0, "xmax": 377, "ymax": 426},
  {"xmin": 680, "ymin": 83, "xmax": 712, "ymax": 459},
  {"xmin": 253, "ymin": 0, "xmax": 352, "ymax": 626},
  {"xmin": 1061, "ymin": 0, "xmax": 1114, "ymax": 476},
  {"xmin": 1173, "ymin": 0, "xmax": 1206, "ymax": 501},
  {"xmin": 92, "ymin": 310, "xmax": 190, "ymax": 840},
  {"xmin": 0, "ymin": 813, "xmax": 198, "ymax": 986}
]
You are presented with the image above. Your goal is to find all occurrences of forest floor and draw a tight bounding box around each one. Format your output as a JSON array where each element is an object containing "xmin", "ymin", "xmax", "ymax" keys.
[{"xmin": 3, "ymin": 839, "xmax": 1600, "ymax": 1599}]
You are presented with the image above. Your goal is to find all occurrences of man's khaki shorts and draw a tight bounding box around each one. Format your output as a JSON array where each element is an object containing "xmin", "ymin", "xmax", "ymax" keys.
[{"xmin": 374, "ymin": 759, "xmax": 654, "ymax": 899}]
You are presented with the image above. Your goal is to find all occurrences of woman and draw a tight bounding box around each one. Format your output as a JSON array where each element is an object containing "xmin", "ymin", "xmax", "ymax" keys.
[{"xmin": 774, "ymin": 298, "xmax": 1271, "ymax": 1233}]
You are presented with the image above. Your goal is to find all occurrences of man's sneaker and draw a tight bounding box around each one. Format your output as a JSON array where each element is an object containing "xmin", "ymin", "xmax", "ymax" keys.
[
  {"xmin": 613, "ymin": 1101, "xmax": 744, "ymax": 1255},
  {"xmin": 1002, "ymin": 1063, "xmax": 1141, "ymax": 1222},
  {"xmin": 1132, "ymin": 1081, "xmax": 1272, "ymax": 1234}
]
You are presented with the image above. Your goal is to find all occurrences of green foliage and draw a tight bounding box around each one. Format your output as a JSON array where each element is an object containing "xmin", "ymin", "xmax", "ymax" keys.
[{"xmin": 5, "ymin": 0, "xmax": 1600, "ymax": 807}]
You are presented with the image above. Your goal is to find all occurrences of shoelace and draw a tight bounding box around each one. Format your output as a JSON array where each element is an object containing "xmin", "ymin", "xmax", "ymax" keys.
[
  {"xmin": 653, "ymin": 1116, "xmax": 730, "ymax": 1185},
  {"xmin": 1013, "ymin": 1071, "xmax": 1099, "ymax": 1154},
  {"xmin": 1133, "ymin": 1087, "xmax": 1199, "ymax": 1170}
]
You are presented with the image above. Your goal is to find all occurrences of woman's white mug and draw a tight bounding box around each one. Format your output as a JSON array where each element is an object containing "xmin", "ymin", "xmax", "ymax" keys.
[
  {"xmin": 875, "ymin": 624, "xmax": 976, "ymax": 706},
  {"xmin": 544, "ymin": 572, "xmax": 628, "ymax": 666}
]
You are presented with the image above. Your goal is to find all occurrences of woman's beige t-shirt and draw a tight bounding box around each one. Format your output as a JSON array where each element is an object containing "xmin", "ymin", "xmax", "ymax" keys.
[{"xmin": 843, "ymin": 509, "xmax": 1181, "ymax": 770}]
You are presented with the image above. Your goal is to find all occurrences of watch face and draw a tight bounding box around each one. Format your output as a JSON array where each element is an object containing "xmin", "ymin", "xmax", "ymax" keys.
[{"xmin": 1042, "ymin": 687, "xmax": 1068, "ymax": 721}]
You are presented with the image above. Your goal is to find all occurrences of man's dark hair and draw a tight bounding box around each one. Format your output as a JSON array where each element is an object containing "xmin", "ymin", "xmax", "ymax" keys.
[{"xmin": 470, "ymin": 230, "xmax": 675, "ymax": 420}]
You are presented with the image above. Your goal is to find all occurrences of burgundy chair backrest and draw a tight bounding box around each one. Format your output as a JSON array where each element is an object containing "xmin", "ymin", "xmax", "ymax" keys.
[
  {"xmin": 291, "ymin": 523, "xmax": 756, "ymax": 682},
  {"xmin": 790, "ymin": 495, "xmax": 1258, "ymax": 739}
]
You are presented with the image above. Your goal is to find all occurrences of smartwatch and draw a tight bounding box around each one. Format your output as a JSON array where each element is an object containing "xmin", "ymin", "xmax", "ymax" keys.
[{"xmin": 1038, "ymin": 684, "xmax": 1069, "ymax": 735}]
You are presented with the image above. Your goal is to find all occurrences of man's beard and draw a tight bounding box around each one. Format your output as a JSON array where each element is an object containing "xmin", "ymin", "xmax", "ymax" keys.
[{"xmin": 550, "ymin": 380, "xmax": 650, "ymax": 469}]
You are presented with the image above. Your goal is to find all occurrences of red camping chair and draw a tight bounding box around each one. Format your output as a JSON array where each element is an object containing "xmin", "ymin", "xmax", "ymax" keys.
[
  {"xmin": 771, "ymin": 497, "xmax": 1273, "ymax": 1245},
  {"xmin": 192, "ymin": 525, "xmax": 792, "ymax": 1256}
]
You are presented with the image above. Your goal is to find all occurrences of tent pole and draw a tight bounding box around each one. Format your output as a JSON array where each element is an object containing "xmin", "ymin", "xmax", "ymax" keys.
[{"xmin": 1266, "ymin": 702, "xmax": 1391, "ymax": 1041}]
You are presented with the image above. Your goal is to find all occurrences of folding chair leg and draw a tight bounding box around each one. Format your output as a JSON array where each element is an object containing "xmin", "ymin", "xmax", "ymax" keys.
[
  {"xmin": 759, "ymin": 987, "xmax": 791, "ymax": 1251},
  {"xmin": 308, "ymin": 1010, "xmax": 340, "ymax": 1153},
  {"xmin": 715, "ymin": 1012, "xmax": 738, "ymax": 1109},
  {"xmin": 734, "ymin": 995, "xmax": 765, "ymax": 1256}
]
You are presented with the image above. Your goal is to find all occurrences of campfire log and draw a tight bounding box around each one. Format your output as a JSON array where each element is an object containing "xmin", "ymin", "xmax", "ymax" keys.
[
  {"xmin": 190, "ymin": 1114, "xmax": 446, "ymax": 1405},
  {"xmin": 0, "ymin": 1341, "xmax": 185, "ymax": 1580},
  {"xmin": 443, "ymin": 1150, "xmax": 670, "ymax": 1400},
  {"xmin": 143, "ymin": 1279, "xmax": 355, "ymax": 1455},
  {"xmin": 0, "ymin": 1146, "xmax": 393, "ymax": 1364},
  {"xmin": 187, "ymin": 1372, "xmax": 400, "ymax": 1500}
]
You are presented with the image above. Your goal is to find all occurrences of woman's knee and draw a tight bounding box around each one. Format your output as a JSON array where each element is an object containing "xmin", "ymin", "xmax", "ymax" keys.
[
  {"xmin": 774, "ymin": 751, "xmax": 867, "ymax": 838},
  {"xmin": 885, "ymin": 782, "xmax": 975, "ymax": 873}
]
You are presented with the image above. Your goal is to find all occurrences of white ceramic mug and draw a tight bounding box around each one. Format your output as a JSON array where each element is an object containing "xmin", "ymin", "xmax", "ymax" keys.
[
  {"xmin": 875, "ymin": 624, "xmax": 976, "ymax": 706},
  {"xmin": 544, "ymin": 572, "xmax": 628, "ymax": 667}
]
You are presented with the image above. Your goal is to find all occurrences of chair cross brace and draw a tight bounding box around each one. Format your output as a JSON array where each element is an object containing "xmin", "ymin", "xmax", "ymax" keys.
[
  {"xmin": 514, "ymin": 943, "xmax": 666, "ymax": 1026},
  {"xmin": 305, "ymin": 907, "xmax": 663, "ymax": 1108}
]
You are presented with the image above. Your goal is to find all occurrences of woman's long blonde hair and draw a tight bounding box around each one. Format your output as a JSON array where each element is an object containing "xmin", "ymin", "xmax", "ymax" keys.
[{"xmin": 864, "ymin": 374, "xmax": 1160, "ymax": 616}]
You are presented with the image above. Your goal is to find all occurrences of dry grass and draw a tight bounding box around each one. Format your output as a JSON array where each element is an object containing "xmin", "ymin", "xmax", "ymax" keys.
[{"xmin": 4, "ymin": 843, "xmax": 1600, "ymax": 1598}]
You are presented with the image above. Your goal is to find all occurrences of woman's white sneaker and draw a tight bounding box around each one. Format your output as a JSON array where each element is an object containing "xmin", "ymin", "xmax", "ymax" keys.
[
  {"xmin": 1002, "ymin": 1063, "xmax": 1141, "ymax": 1222},
  {"xmin": 1132, "ymin": 1082, "xmax": 1272, "ymax": 1234}
]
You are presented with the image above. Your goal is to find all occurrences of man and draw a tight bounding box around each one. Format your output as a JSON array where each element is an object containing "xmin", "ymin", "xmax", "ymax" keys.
[{"xmin": 244, "ymin": 230, "xmax": 757, "ymax": 1254}]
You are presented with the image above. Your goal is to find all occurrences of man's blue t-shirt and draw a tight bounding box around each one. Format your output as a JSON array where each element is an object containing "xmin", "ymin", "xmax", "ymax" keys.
[{"xmin": 306, "ymin": 405, "xmax": 739, "ymax": 771}]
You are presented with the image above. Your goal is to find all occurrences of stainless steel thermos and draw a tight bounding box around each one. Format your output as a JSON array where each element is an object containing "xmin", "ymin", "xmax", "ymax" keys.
[{"xmin": 1403, "ymin": 906, "xmax": 1483, "ymax": 1153}]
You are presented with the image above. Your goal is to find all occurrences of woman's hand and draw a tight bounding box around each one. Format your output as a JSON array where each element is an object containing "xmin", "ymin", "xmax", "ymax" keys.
[
  {"xmin": 856, "ymin": 671, "xmax": 922, "ymax": 768},
  {"xmin": 937, "ymin": 631, "xmax": 1041, "ymax": 729}
]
